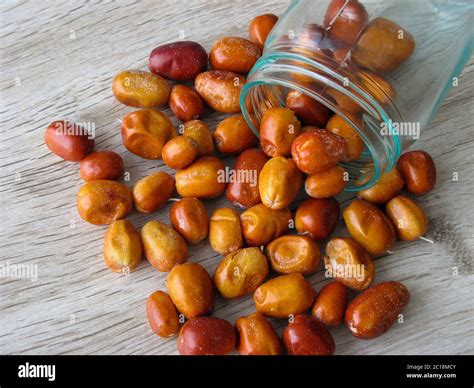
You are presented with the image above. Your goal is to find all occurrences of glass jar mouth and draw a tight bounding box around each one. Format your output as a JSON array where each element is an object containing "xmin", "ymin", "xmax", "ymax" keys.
[{"xmin": 240, "ymin": 51, "xmax": 402, "ymax": 191}]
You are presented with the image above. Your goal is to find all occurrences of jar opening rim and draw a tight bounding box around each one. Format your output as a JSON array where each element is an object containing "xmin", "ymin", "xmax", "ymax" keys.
[{"xmin": 240, "ymin": 52, "xmax": 401, "ymax": 191}]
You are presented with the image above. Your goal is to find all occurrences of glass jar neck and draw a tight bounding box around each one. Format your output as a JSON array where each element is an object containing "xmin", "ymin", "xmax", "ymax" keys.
[{"xmin": 240, "ymin": 50, "xmax": 403, "ymax": 191}]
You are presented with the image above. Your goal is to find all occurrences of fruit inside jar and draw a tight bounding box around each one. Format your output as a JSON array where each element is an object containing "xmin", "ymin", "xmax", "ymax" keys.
[{"xmin": 240, "ymin": 0, "xmax": 472, "ymax": 191}]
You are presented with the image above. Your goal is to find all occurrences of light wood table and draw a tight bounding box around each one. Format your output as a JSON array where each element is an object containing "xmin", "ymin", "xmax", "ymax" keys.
[{"xmin": 1, "ymin": 0, "xmax": 473, "ymax": 355}]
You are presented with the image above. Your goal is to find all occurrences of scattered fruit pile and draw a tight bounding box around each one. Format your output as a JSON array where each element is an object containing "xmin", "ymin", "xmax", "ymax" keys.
[{"xmin": 44, "ymin": 1, "xmax": 437, "ymax": 355}]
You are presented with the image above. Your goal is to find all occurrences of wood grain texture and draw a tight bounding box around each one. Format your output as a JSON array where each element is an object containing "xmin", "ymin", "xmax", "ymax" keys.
[{"xmin": 0, "ymin": 0, "xmax": 473, "ymax": 355}]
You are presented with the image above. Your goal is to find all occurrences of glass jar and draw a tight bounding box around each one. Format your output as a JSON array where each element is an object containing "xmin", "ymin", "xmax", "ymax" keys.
[{"xmin": 240, "ymin": 0, "xmax": 473, "ymax": 190}]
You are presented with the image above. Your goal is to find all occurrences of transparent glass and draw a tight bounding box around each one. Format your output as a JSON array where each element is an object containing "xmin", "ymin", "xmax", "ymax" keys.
[{"xmin": 241, "ymin": 0, "xmax": 474, "ymax": 190}]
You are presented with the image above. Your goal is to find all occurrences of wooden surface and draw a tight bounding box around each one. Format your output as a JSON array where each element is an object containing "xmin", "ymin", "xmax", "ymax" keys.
[{"xmin": 0, "ymin": 0, "xmax": 473, "ymax": 355}]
